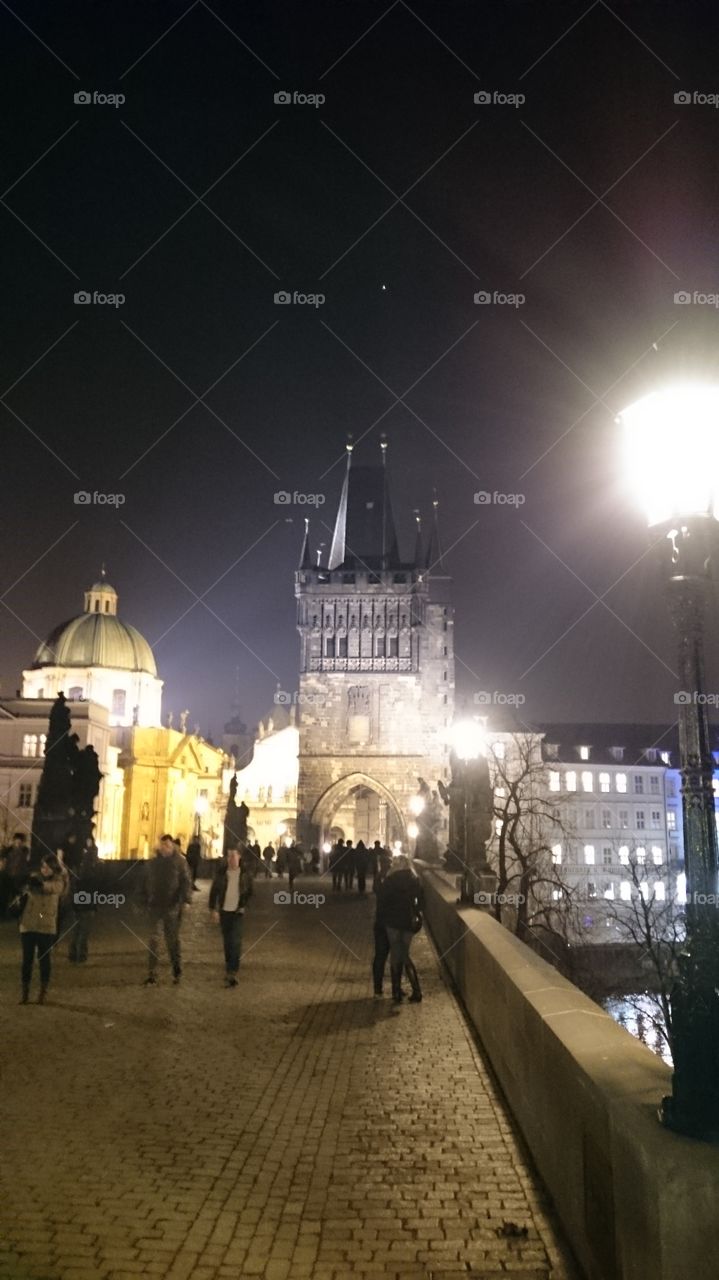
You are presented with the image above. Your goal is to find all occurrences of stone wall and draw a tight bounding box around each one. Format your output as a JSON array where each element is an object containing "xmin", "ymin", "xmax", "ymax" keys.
[{"xmin": 421, "ymin": 870, "xmax": 719, "ymax": 1280}]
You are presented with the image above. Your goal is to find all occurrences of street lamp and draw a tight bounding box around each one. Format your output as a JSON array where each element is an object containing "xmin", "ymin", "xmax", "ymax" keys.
[
  {"xmin": 450, "ymin": 719, "xmax": 493, "ymax": 903},
  {"xmin": 408, "ymin": 794, "xmax": 425, "ymax": 816},
  {"xmin": 620, "ymin": 383, "xmax": 719, "ymax": 1140}
]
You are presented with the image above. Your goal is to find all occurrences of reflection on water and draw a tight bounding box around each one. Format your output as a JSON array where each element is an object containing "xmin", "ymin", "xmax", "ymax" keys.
[{"xmin": 603, "ymin": 992, "xmax": 673, "ymax": 1066}]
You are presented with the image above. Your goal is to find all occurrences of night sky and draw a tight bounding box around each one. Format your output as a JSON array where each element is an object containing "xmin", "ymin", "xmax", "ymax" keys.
[{"xmin": 3, "ymin": 0, "xmax": 719, "ymax": 739}]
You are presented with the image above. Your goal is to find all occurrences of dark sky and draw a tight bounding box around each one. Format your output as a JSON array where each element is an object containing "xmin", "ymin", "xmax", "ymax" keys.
[{"xmin": 3, "ymin": 0, "xmax": 719, "ymax": 739}]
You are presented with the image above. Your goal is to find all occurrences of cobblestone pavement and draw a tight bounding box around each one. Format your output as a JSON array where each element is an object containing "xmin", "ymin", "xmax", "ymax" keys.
[{"xmin": 0, "ymin": 874, "xmax": 579, "ymax": 1280}]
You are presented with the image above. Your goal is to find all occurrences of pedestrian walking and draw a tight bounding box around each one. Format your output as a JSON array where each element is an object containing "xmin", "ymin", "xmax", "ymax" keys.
[
  {"xmin": 354, "ymin": 840, "xmax": 369, "ymax": 894},
  {"xmin": 209, "ymin": 846, "xmax": 253, "ymax": 987},
  {"xmin": 310, "ymin": 845, "xmax": 320, "ymax": 874},
  {"xmin": 262, "ymin": 842, "xmax": 275, "ymax": 877},
  {"xmin": 249, "ymin": 840, "xmax": 263, "ymax": 875},
  {"xmin": 142, "ymin": 834, "xmax": 193, "ymax": 986},
  {"xmin": 330, "ymin": 839, "xmax": 345, "ymax": 891},
  {"xmin": 379, "ymin": 855, "xmax": 423, "ymax": 1004},
  {"xmin": 17, "ymin": 853, "xmax": 64, "ymax": 1005},
  {"xmin": 343, "ymin": 839, "xmax": 356, "ymax": 891},
  {"xmin": 275, "ymin": 844, "xmax": 287, "ymax": 880},
  {"xmin": 286, "ymin": 843, "xmax": 302, "ymax": 892},
  {"xmin": 69, "ymin": 837, "xmax": 100, "ymax": 963},
  {"xmin": 186, "ymin": 837, "xmax": 202, "ymax": 890}
]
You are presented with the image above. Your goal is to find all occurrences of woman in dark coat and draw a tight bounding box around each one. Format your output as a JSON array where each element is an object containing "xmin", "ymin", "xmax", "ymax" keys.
[{"xmin": 378, "ymin": 855, "xmax": 423, "ymax": 1003}]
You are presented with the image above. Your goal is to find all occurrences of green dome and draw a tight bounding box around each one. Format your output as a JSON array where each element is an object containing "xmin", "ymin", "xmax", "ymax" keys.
[{"xmin": 33, "ymin": 613, "xmax": 157, "ymax": 675}]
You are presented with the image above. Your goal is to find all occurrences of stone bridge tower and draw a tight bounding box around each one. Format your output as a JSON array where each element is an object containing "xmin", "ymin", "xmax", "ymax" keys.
[{"xmin": 294, "ymin": 442, "xmax": 454, "ymax": 851}]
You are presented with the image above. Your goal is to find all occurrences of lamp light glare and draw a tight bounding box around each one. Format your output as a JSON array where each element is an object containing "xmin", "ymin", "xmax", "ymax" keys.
[
  {"xmin": 451, "ymin": 718, "xmax": 486, "ymax": 761},
  {"xmin": 408, "ymin": 794, "xmax": 425, "ymax": 816},
  {"xmin": 407, "ymin": 821, "xmax": 419, "ymax": 839},
  {"xmin": 619, "ymin": 384, "xmax": 719, "ymax": 526}
]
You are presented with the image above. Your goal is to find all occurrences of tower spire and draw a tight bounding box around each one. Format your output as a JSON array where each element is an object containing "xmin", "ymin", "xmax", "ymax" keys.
[
  {"xmin": 328, "ymin": 439, "xmax": 353, "ymax": 570},
  {"xmin": 299, "ymin": 517, "xmax": 312, "ymax": 569},
  {"xmin": 426, "ymin": 491, "xmax": 444, "ymax": 572}
]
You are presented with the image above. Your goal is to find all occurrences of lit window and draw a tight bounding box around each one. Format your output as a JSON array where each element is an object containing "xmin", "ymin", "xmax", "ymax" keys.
[
  {"xmin": 39, "ymin": 734, "xmax": 46, "ymax": 755},
  {"xmin": 616, "ymin": 773, "xmax": 627, "ymax": 793},
  {"xmin": 495, "ymin": 786, "xmax": 506, "ymax": 799},
  {"xmin": 620, "ymin": 880, "xmax": 631, "ymax": 901},
  {"xmin": 495, "ymin": 819, "xmax": 503, "ymax": 836},
  {"xmin": 579, "ymin": 746, "xmax": 590, "ymax": 761},
  {"xmin": 602, "ymin": 809, "xmax": 612, "ymax": 829},
  {"xmin": 655, "ymin": 881, "xmax": 666, "ymax": 901},
  {"xmin": 551, "ymin": 843, "xmax": 562, "ymax": 864},
  {"xmin": 651, "ymin": 810, "xmax": 662, "ymax": 829},
  {"xmin": 599, "ymin": 772, "xmax": 610, "ymax": 793},
  {"xmin": 552, "ymin": 889, "xmax": 563, "ymax": 900},
  {"xmin": 581, "ymin": 771, "xmax": 593, "ymax": 792},
  {"xmin": 639, "ymin": 880, "xmax": 650, "ymax": 901},
  {"xmin": 636, "ymin": 811, "xmax": 646, "ymax": 830},
  {"xmin": 492, "ymin": 741, "xmax": 505, "ymax": 759},
  {"xmin": 603, "ymin": 882, "xmax": 615, "ymax": 899},
  {"xmin": 660, "ymin": 751, "xmax": 670, "ymax": 765},
  {"xmin": 637, "ymin": 847, "xmax": 646, "ymax": 864},
  {"xmin": 549, "ymin": 770, "xmax": 560, "ymax": 792},
  {"xmin": 619, "ymin": 846, "xmax": 629, "ymax": 865},
  {"xmin": 667, "ymin": 810, "xmax": 677, "ymax": 830},
  {"xmin": 652, "ymin": 846, "xmax": 663, "ymax": 865},
  {"xmin": 633, "ymin": 775, "xmax": 644, "ymax": 794},
  {"xmin": 587, "ymin": 881, "xmax": 597, "ymax": 898},
  {"xmin": 566, "ymin": 771, "xmax": 577, "ymax": 792},
  {"xmin": 584, "ymin": 845, "xmax": 595, "ymax": 865},
  {"xmin": 22, "ymin": 734, "xmax": 37, "ymax": 758}
]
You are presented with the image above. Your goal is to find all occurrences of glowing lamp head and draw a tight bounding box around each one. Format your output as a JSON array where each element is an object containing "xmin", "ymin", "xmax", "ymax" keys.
[
  {"xmin": 408, "ymin": 794, "xmax": 425, "ymax": 816},
  {"xmin": 451, "ymin": 718, "xmax": 486, "ymax": 761},
  {"xmin": 619, "ymin": 384, "xmax": 719, "ymax": 527},
  {"xmin": 407, "ymin": 821, "xmax": 419, "ymax": 839},
  {"xmin": 194, "ymin": 795, "xmax": 208, "ymax": 816},
  {"xmin": 322, "ymin": 841, "xmax": 331, "ymax": 853}
]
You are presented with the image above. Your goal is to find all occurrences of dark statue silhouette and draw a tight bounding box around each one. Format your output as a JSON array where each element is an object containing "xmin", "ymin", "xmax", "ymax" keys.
[{"xmin": 32, "ymin": 693, "xmax": 104, "ymax": 863}]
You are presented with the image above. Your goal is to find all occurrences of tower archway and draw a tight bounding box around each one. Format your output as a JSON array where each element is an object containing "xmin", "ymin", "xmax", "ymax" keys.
[{"xmin": 311, "ymin": 773, "xmax": 407, "ymax": 848}]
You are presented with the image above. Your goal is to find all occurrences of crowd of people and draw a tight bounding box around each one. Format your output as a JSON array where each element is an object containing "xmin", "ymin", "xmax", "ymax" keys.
[{"xmin": 0, "ymin": 827, "xmax": 425, "ymax": 1007}]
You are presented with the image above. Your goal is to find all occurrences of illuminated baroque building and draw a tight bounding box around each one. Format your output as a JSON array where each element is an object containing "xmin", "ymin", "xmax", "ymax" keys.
[{"xmin": 293, "ymin": 442, "xmax": 454, "ymax": 849}]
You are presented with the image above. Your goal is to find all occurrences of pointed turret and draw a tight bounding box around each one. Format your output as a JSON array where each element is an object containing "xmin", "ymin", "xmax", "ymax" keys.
[
  {"xmin": 328, "ymin": 441, "xmax": 353, "ymax": 570},
  {"xmin": 425, "ymin": 492, "xmax": 444, "ymax": 572},
  {"xmin": 299, "ymin": 517, "xmax": 312, "ymax": 569}
]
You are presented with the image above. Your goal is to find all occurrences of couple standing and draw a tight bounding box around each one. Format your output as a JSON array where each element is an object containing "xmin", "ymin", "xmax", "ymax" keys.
[{"xmin": 373, "ymin": 855, "xmax": 423, "ymax": 1004}]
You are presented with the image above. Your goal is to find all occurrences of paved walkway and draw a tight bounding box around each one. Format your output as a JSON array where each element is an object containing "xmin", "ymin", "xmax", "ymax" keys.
[{"xmin": 0, "ymin": 874, "xmax": 579, "ymax": 1280}]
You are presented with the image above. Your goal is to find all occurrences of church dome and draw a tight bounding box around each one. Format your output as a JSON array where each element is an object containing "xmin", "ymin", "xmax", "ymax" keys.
[{"xmin": 32, "ymin": 577, "xmax": 157, "ymax": 676}]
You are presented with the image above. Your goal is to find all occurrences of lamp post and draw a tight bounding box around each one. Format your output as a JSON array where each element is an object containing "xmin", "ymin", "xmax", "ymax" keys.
[
  {"xmin": 450, "ymin": 719, "xmax": 495, "ymax": 904},
  {"xmin": 620, "ymin": 384, "xmax": 719, "ymax": 1140}
]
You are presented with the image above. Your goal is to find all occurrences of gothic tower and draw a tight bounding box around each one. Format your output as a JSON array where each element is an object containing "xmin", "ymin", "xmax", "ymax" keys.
[{"xmin": 294, "ymin": 442, "xmax": 454, "ymax": 849}]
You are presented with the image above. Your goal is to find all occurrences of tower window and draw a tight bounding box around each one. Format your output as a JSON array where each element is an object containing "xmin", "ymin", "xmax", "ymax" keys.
[
  {"xmin": 325, "ymin": 637, "xmax": 335, "ymax": 658},
  {"xmin": 105, "ymin": 600, "xmax": 110, "ymax": 612},
  {"xmin": 22, "ymin": 734, "xmax": 37, "ymax": 757},
  {"xmin": 388, "ymin": 636, "xmax": 398, "ymax": 658},
  {"xmin": 95, "ymin": 600, "xmax": 100, "ymax": 612},
  {"xmin": 376, "ymin": 636, "xmax": 386, "ymax": 658},
  {"xmin": 112, "ymin": 689, "xmax": 126, "ymax": 718},
  {"xmin": 338, "ymin": 636, "xmax": 348, "ymax": 657},
  {"xmin": 68, "ymin": 686, "xmax": 83, "ymax": 701},
  {"xmin": 18, "ymin": 782, "xmax": 32, "ymax": 807}
]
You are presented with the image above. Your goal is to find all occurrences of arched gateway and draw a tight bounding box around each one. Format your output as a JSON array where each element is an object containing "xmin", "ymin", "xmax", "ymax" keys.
[{"xmin": 295, "ymin": 443, "xmax": 454, "ymax": 854}]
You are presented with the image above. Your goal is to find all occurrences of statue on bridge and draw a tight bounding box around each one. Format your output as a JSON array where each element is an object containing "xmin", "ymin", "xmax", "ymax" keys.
[{"xmin": 223, "ymin": 773, "xmax": 250, "ymax": 853}]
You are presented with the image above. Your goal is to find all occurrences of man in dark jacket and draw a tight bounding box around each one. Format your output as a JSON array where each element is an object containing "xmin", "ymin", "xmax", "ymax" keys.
[
  {"xmin": 354, "ymin": 840, "xmax": 369, "ymax": 895},
  {"xmin": 342, "ymin": 839, "xmax": 356, "ymax": 891},
  {"xmin": 209, "ymin": 846, "xmax": 253, "ymax": 986},
  {"xmin": 378, "ymin": 857, "xmax": 423, "ymax": 1003},
  {"xmin": 330, "ymin": 840, "xmax": 345, "ymax": 892},
  {"xmin": 185, "ymin": 837, "xmax": 202, "ymax": 890},
  {"xmin": 143, "ymin": 834, "xmax": 193, "ymax": 985}
]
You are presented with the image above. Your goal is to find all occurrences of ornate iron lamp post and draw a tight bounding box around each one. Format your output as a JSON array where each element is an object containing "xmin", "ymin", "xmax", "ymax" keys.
[{"xmin": 620, "ymin": 385, "xmax": 719, "ymax": 1140}]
